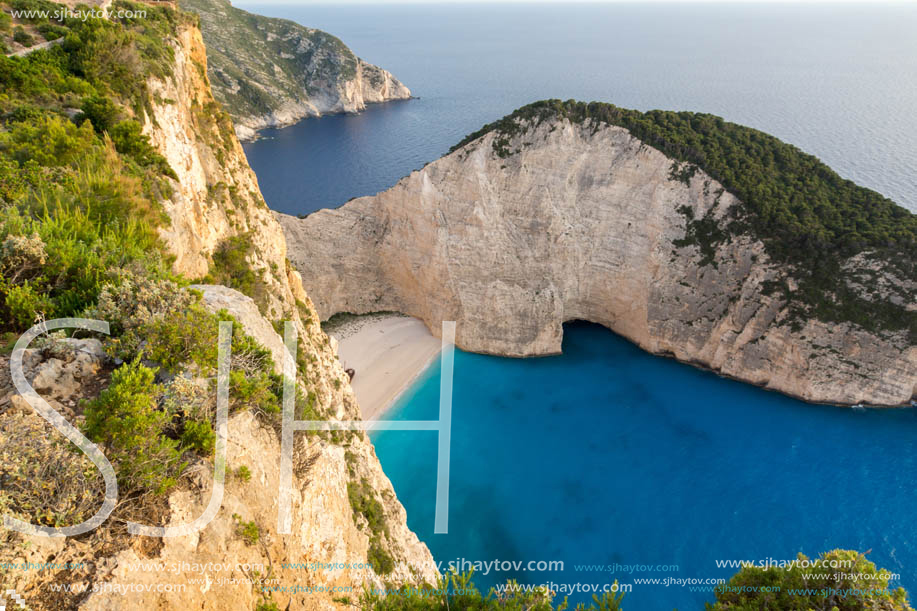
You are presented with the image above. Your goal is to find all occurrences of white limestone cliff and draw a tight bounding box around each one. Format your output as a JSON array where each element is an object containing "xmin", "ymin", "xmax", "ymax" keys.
[{"xmin": 280, "ymin": 117, "xmax": 917, "ymax": 407}]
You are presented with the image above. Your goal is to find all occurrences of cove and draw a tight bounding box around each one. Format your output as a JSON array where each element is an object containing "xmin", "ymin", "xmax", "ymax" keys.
[{"xmin": 370, "ymin": 321, "xmax": 917, "ymax": 609}]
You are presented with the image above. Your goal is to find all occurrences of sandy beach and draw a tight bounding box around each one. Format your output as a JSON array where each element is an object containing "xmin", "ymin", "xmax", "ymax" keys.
[{"xmin": 327, "ymin": 313, "xmax": 441, "ymax": 420}]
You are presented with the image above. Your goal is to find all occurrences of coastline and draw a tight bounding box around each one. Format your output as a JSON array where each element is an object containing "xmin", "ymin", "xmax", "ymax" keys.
[
  {"xmin": 237, "ymin": 97, "xmax": 417, "ymax": 143},
  {"xmin": 327, "ymin": 313, "xmax": 441, "ymax": 420}
]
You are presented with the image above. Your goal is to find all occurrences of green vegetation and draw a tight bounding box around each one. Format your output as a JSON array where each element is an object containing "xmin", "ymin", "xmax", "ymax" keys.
[
  {"xmin": 453, "ymin": 100, "xmax": 917, "ymax": 341},
  {"xmin": 360, "ymin": 550, "xmax": 909, "ymax": 610},
  {"xmin": 79, "ymin": 287, "xmax": 285, "ymax": 498},
  {"xmin": 349, "ymin": 477, "xmax": 394, "ymax": 575},
  {"xmin": 233, "ymin": 464, "xmax": 252, "ymax": 482},
  {"xmin": 69, "ymin": 274, "xmax": 287, "ymax": 504},
  {"xmin": 254, "ymin": 600, "xmax": 281, "ymax": 611},
  {"xmin": 232, "ymin": 512, "xmax": 260, "ymax": 545},
  {"xmin": 359, "ymin": 570, "xmax": 625, "ymax": 611},
  {"xmin": 68, "ymin": 278, "xmax": 288, "ymax": 505},
  {"xmin": 0, "ymin": 0, "xmax": 193, "ymax": 333},
  {"xmin": 109, "ymin": 119, "xmax": 178, "ymax": 179},
  {"xmin": 179, "ymin": 0, "xmax": 368, "ymax": 128},
  {"xmin": 201, "ymin": 233, "xmax": 268, "ymax": 311},
  {"xmin": 12, "ymin": 25, "xmax": 32, "ymax": 46},
  {"xmin": 707, "ymin": 549, "xmax": 912, "ymax": 610},
  {"xmin": 103, "ymin": 281, "xmax": 283, "ymax": 391},
  {"xmin": 36, "ymin": 22, "xmax": 66, "ymax": 41},
  {"xmin": 83, "ymin": 359, "xmax": 184, "ymax": 494},
  {"xmin": 1, "ymin": 0, "xmax": 194, "ymax": 116},
  {"xmin": 0, "ymin": 1, "xmax": 302, "ymax": 510},
  {"xmin": 179, "ymin": 419, "xmax": 216, "ymax": 454}
]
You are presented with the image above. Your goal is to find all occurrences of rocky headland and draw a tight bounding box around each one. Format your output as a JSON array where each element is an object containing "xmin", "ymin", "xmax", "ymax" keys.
[
  {"xmin": 180, "ymin": 0, "xmax": 411, "ymax": 140},
  {"xmin": 280, "ymin": 100, "xmax": 917, "ymax": 408}
]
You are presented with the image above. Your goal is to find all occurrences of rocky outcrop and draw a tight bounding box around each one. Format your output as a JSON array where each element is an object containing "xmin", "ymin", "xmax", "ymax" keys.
[
  {"xmin": 1, "ymin": 331, "xmax": 436, "ymax": 611},
  {"xmin": 280, "ymin": 116, "xmax": 917, "ymax": 407},
  {"xmin": 180, "ymin": 0, "xmax": 411, "ymax": 140}
]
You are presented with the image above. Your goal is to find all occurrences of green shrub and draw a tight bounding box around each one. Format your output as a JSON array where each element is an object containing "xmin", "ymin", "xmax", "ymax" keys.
[
  {"xmin": 139, "ymin": 301, "xmax": 283, "ymax": 415},
  {"xmin": 82, "ymin": 359, "xmax": 183, "ymax": 494},
  {"xmin": 142, "ymin": 300, "xmax": 219, "ymax": 373},
  {"xmin": 254, "ymin": 600, "xmax": 280, "ymax": 611},
  {"xmin": 203, "ymin": 234, "xmax": 259, "ymax": 298},
  {"xmin": 707, "ymin": 549, "xmax": 912, "ymax": 610},
  {"xmin": 358, "ymin": 570, "xmax": 626, "ymax": 610},
  {"xmin": 37, "ymin": 23, "xmax": 67, "ymax": 41},
  {"xmin": 91, "ymin": 271, "xmax": 191, "ymax": 359},
  {"xmin": 1, "ymin": 280, "xmax": 52, "ymax": 328},
  {"xmin": 13, "ymin": 26, "xmax": 33, "ymax": 46},
  {"xmin": 367, "ymin": 541, "xmax": 394, "ymax": 576},
  {"xmin": 0, "ymin": 199, "xmax": 160, "ymax": 331},
  {"xmin": 80, "ymin": 94, "xmax": 121, "ymax": 134},
  {"xmin": 110, "ymin": 119, "xmax": 177, "ymax": 178},
  {"xmin": 348, "ymin": 479, "xmax": 386, "ymax": 535},
  {"xmin": 233, "ymin": 465, "xmax": 252, "ymax": 482},
  {"xmin": 1, "ymin": 115, "xmax": 96, "ymax": 167},
  {"xmin": 6, "ymin": 104, "xmax": 45, "ymax": 124},
  {"xmin": 0, "ymin": 11, "xmax": 12, "ymax": 33},
  {"xmin": 232, "ymin": 513, "xmax": 259, "ymax": 545},
  {"xmin": 347, "ymin": 477, "xmax": 397, "ymax": 575},
  {"xmin": 180, "ymin": 419, "xmax": 215, "ymax": 454}
]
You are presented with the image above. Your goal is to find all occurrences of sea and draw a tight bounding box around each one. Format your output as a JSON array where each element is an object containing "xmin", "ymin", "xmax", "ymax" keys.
[
  {"xmin": 239, "ymin": 2, "xmax": 917, "ymax": 216},
  {"xmin": 235, "ymin": 3, "xmax": 917, "ymax": 608}
]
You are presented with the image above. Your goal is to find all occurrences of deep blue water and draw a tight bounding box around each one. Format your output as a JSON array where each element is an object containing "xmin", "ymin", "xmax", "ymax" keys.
[
  {"xmin": 239, "ymin": 2, "xmax": 917, "ymax": 215},
  {"xmin": 371, "ymin": 323, "xmax": 917, "ymax": 609}
]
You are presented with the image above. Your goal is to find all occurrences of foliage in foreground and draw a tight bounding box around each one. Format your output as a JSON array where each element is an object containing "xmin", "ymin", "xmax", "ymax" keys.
[
  {"xmin": 0, "ymin": 400, "xmax": 104, "ymax": 526},
  {"xmin": 82, "ymin": 359, "xmax": 183, "ymax": 494},
  {"xmin": 707, "ymin": 549, "xmax": 912, "ymax": 611},
  {"xmin": 358, "ymin": 550, "xmax": 911, "ymax": 611},
  {"xmin": 0, "ymin": 0, "xmax": 293, "ymax": 507},
  {"xmin": 82, "ymin": 283, "xmax": 285, "ymax": 495},
  {"xmin": 0, "ymin": 0, "xmax": 192, "ymax": 332},
  {"xmin": 359, "ymin": 570, "xmax": 625, "ymax": 611}
]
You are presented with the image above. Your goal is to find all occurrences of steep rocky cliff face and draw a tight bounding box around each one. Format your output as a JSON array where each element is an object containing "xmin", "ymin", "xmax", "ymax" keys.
[
  {"xmin": 0, "ymin": 11, "xmax": 435, "ymax": 610},
  {"xmin": 180, "ymin": 0, "xmax": 411, "ymax": 140},
  {"xmin": 124, "ymin": 17, "xmax": 435, "ymax": 606},
  {"xmin": 280, "ymin": 114, "xmax": 917, "ymax": 407}
]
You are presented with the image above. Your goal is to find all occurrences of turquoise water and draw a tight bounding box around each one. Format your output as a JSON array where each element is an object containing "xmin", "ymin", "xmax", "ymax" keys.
[
  {"xmin": 232, "ymin": 3, "xmax": 917, "ymax": 606},
  {"xmin": 371, "ymin": 322, "xmax": 917, "ymax": 609}
]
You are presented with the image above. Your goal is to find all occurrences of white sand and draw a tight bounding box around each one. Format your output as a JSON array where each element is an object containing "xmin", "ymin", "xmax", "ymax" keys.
[{"xmin": 328, "ymin": 314, "xmax": 441, "ymax": 420}]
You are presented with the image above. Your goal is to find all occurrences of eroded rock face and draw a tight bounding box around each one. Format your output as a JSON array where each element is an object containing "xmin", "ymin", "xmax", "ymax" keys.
[
  {"xmin": 140, "ymin": 23, "xmax": 434, "ymax": 607},
  {"xmin": 280, "ymin": 118, "xmax": 917, "ymax": 407}
]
